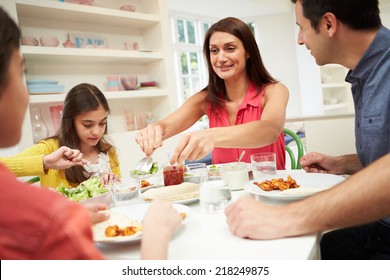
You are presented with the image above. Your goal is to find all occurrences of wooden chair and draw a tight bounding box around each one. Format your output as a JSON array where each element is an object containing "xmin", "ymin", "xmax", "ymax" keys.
[{"xmin": 284, "ymin": 128, "xmax": 304, "ymax": 169}]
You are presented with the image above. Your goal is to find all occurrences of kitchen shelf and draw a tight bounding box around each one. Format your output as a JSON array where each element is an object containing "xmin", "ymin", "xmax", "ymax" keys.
[
  {"xmin": 4, "ymin": 0, "xmax": 178, "ymax": 151},
  {"xmin": 21, "ymin": 46, "xmax": 164, "ymax": 64},
  {"xmin": 16, "ymin": 0, "xmax": 160, "ymax": 28},
  {"xmin": 319, "ymin": 64, "xmax": 354, "ymax": 114},
  {"xmin": 29, "ymin": 89, "xmax": 168, "ymax": 103},
  {"xmin": 323, "ymin": 102, "xmax": 349, "ymax": 111}
]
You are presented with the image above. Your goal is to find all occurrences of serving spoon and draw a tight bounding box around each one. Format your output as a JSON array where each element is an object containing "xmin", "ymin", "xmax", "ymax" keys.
[{"xmin": 135, "ymin": 156, "xmax": 153, "ymax": 174}]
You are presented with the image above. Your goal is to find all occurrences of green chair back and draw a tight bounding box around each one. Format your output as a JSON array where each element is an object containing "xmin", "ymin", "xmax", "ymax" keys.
[
  {"xmin": 284, "ymin": 128, "xmax": 304, "ymax": 169},
  {"xmin": 26, "ymin": 176, "xmax": 40, "ymax": 184}
]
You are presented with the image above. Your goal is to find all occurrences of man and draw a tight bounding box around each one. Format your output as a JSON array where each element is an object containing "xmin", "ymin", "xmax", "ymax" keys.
[
  {"xmin": 226, "ymin": 0, "xmax": 390, "ymax": 260},
  {"xmin": 0, "ymin": 7, "xmax": 182, "ymax": 260}
]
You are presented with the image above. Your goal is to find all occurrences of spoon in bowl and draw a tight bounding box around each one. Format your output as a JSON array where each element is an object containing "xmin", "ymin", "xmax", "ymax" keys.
[
  {"xmin": 236, "ymin": 150, "xmax": 245, "ymax": 167},
  {"xmin": 135, "ymin": 156, "xmax": 153, "ymax": 174}
]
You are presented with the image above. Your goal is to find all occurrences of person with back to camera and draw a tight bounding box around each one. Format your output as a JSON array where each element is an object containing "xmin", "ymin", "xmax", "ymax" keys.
[
  {"xmin": 226, "ymin": 0, "xmax": 390, "ymax": 260},
  {"xmin": 0, "ymin": 6, "xmax": 183, "ymax": 260},
  {"xmin": 1, "ymin": 83, "xmax": 121, "ymax": 187},
  {"xmin": 136, "ymin": 17, "xmax": 289, "ymax": 167}
]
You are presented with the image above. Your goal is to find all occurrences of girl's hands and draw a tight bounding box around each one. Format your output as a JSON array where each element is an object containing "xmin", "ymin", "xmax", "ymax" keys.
[{"xmin": 43, "ymin": 146, "xmax": 87, "ymax": 170}]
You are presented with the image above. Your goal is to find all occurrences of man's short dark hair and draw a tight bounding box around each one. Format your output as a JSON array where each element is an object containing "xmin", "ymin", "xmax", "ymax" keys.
[{"xmin": 291, "ymin": 0, "xmax": 381, "ymax": 31}]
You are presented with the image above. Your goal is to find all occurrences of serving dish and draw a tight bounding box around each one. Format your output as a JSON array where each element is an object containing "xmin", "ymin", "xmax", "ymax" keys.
[
  {"xmin": 244, "ymin": 170, "xmax": 345, "ymax": 202},
  {"xmin": 92, "ymin": 203, "xmax": 191, "ymax": 244}
]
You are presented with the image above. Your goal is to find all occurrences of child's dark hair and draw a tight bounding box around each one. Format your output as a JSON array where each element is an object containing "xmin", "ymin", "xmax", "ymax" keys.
[{"xmin": 0, "ymin": 7, "xmax": 21, "ymax": 94}]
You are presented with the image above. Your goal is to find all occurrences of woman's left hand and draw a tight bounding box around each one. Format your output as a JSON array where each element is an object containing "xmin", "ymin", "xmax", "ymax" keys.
[{"xmin": 170, "ymin": 129, "xmax": 215, "ymax": 164}]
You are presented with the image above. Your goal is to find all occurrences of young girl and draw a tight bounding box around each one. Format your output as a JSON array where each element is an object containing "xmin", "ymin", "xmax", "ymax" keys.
[{"xmin": 1, "ymin": 83, "xmax": 120, "ymax": 188}]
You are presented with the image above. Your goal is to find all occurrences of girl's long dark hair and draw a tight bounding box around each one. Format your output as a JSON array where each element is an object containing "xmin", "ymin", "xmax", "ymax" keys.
[{"xmin": 57, "ymin": 83, "xmax": 112, "ymax": 184}]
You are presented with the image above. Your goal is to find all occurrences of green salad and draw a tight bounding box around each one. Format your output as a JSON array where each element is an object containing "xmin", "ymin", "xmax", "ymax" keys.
[
  {"xmin": 55, "ymin": 177, "xmax": 108, "ymax": 202},
  {"xmin": 130, "ymin": 162, "xmax": 159, "ymax": 176}
]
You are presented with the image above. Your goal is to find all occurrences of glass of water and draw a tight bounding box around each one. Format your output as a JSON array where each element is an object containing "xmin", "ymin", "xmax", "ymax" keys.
[
  {"xmin": 184, "ymin": 163, "xmax": 209, "ymax": 184},
  {"xmin": 250, "ymin": 152, "xmax": 277, "ymax": 179},
  {"xmin": 199, "ymin": 180, "xmax": 231, "ymax": 213},
  {"xmin": 108, "ymin": 179, "xmax": 140, "ymax": 207}
]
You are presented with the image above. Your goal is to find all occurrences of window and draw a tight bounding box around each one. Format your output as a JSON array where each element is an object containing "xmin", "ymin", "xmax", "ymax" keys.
[{"xmin": 170, "ymin": 16, "xmax": 211, "ymax": 104}]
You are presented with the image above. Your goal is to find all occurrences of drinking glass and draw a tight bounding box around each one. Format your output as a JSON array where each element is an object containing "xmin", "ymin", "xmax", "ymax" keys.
[
  {"xmin": 251, "ymin": 152, "xmax": 277, "ymax": 179},
  {"xmin": 221, "ymin": 162, "xmax": 249, "ymax": 190},
  {"xmin": 184, "ymin": 163, "xmax": 208, "ymax": 184},
  {"xmin": 123, "ymin": 107, "xmax": 135, "ymax": 131},
  {"xmin": 108, "ymin": 179, "xmax": 140, "ymax": 207},
  {"xmin": 199, "ymin": 180, "xmax": 231, "ymax": 213}
]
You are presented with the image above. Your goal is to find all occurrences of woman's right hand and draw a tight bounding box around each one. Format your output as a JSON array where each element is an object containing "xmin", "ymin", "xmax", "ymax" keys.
[
  {"xmin": 43, "ymin": 146, "xmax": 87, "ymax": 170},
  {"xmin": 135, "ymin": 124, "xmax": 164, "ymax": 156}
]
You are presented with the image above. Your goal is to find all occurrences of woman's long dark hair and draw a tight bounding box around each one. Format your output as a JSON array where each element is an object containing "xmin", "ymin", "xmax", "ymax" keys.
[
  {"xmin": 203, "ymin": 17, "xmax": 277, "ymax": 110},
  {"xmin": 57, "ymin": 83, "xmax": 112, "ymax": 184}
]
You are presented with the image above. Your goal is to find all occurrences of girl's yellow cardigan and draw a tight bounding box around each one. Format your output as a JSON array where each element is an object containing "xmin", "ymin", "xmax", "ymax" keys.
[{"xmin": 0, "ymin": 138, "xmax": 121, "ymax": 188}]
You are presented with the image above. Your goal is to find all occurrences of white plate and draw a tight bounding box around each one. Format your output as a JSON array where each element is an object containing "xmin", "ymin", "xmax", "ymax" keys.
[
  {"xmin": 244, "ymin": 170, "xmax": 345, "ymax": 201},
  {"xmin": 93, "ymin": 203, "xmax": 191, "ymax": 244},
  {"xmin": 172, "ymin": 197, "xmax": 199, "ymax": 205}
]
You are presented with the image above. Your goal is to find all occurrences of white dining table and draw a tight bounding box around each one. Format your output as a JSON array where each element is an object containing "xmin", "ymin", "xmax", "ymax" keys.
[{"xmin": 97, "ymin": 190, "xmax": 321, "ymax": 260}]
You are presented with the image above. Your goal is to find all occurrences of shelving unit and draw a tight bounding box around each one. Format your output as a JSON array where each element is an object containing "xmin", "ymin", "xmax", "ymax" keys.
[
  {"xmin": 4, "ymin": 0, "xmax": 178, "ymax": 151},
  {"xmin": 319, "ymin": 64, "xmax": 354, "ymax": 114}
]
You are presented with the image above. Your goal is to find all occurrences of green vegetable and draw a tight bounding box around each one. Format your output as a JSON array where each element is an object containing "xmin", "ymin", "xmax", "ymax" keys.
[
  {"xmin": 55, "ymin": 177, "xmax": 108, "ymax": 202},
  {"xmin": 208, "ymin": 164, "xmax": 221, "ymax": 171},
  {"xmin": 130, "ymin": 162, "xmax": 159, "ymax": 176}
]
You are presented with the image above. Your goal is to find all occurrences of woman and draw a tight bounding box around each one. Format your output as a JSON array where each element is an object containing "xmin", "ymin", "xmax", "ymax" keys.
[
  {"xmin": 0, "ymin": 83, "xmax": 120, "ymax": 188},
  {"xmin": 136, "ymin": 17, "xmax": 288, "ymax": 168}
]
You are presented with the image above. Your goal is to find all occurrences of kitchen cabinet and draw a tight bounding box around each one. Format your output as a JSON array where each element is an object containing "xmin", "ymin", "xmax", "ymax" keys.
[
  {"xmin": 320, "ymin": 64, "xmax": 354, "ymax": 114},
  {"xmin": 4, "ymin": 0, "xmax": 178, "ymax": 151}
]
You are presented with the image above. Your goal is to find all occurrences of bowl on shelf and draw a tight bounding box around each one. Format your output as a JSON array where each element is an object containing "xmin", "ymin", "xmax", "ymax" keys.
[
  {"xmin": 124, "ymin": 41, "xmax": 139, "ymax": 50},
  {"xmin": 120, "ymin": 4, "xmax": 136, "ymax": 12},
  {"xmin": 40, "ymin": 36, "xmax": 59, "ymax": 47},
  {"xmin": 120, "ymin": 75, "xmax": 138, "ymax": 90},
  {"xmin": 21, "ymin": 36, "xmax": 39, "ymax": 46}
]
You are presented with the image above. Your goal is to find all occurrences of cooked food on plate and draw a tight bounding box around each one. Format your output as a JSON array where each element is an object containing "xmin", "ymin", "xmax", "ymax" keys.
[
  {"xmin": 140, "ymin": 179, "xmax": 152, "ymax": 188},
  {"xmin": 253, "ymin": 175, "xmax": 300, "ymax": 191},
  {"xmin": 105, "ymin": 224, "xmax": 142, "ymax": 237},
  {"xmin": 92, "ymin": 211, "xmax": 143, "ymax": 242}
]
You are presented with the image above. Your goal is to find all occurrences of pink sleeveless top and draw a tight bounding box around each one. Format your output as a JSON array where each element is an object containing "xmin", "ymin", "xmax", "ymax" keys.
[{"xmin": 207, "ymin": 82, "xmax": 286, "ymax": 170}]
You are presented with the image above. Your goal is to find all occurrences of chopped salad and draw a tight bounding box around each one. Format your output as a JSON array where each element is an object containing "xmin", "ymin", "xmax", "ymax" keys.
[{"xmin": 55, "ymin": 177, "xmax": 108, "ymax": 202}]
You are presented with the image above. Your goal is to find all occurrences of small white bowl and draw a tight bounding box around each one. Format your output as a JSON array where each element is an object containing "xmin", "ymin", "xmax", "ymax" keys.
[
  {"xmin": 120, "ymin": 4, "xmax": 136, "ymax": 12},
  {"xmin": 39, "ymin": 36, "xmax": 59, "ymax": 47},
  {"xmin": 120, "ymin": 75, "xmax": 138, "ymax": 90},
  {"xmin": 21, "ymin": 36, "xmax": 38, "ymax": 46}
]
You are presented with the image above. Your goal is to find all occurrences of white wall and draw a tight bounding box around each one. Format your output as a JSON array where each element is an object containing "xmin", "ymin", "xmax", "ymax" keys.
[{"xmin": 254, "ymin": 12, "xmax": 303, "ymax": 117}]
